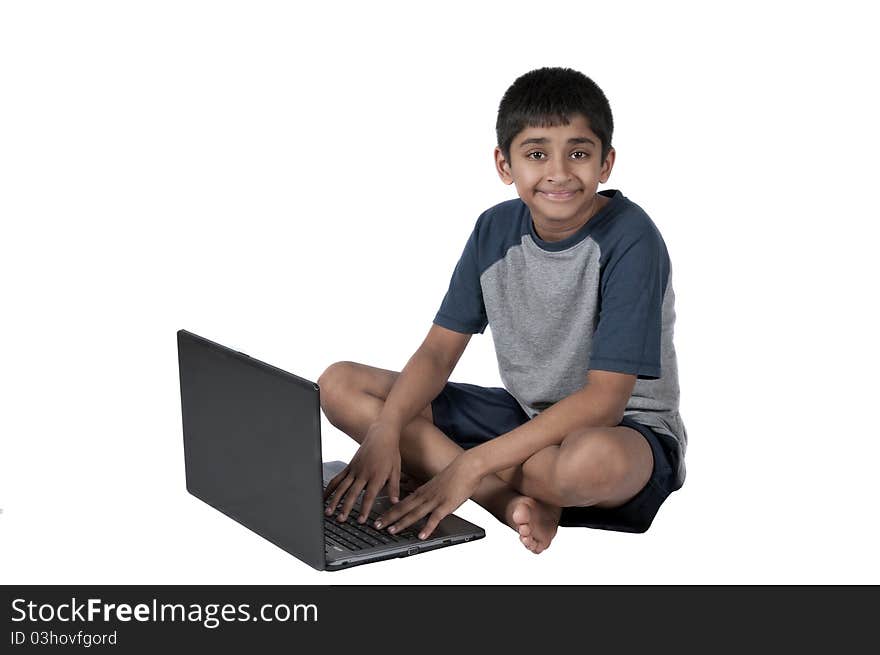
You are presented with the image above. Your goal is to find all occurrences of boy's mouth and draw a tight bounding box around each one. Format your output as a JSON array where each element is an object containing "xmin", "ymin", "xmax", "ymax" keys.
[{"xmin": 538, "ymin": 190, "xmax": 578, "ymax": 201}]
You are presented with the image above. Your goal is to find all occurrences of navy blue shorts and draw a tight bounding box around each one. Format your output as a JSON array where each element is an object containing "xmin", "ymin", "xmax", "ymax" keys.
[{"xmin": 431, "ymin": 381, "xmax": 683, "ymax": 533}]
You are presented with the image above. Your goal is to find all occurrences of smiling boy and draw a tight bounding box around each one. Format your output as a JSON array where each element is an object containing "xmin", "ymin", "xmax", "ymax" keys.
[{"xmin": 319, "ymin": 67, "xmax": 687, "ymax": 553}]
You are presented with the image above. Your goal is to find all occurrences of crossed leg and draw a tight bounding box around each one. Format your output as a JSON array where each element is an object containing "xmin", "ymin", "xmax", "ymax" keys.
[{"xmin": 318, "ymin": 361, "xmax": 653, "ymax": 553}]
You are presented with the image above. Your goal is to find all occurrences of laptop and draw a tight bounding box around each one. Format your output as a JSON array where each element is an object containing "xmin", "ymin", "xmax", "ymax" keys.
[{"xmin": 177, "ymin": 329, "xmax": 485, "ymax": 571}]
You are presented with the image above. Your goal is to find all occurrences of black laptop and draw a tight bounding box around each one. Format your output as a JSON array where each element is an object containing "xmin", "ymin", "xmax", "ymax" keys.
[{"xmin": 177, "ymin": 330, "xmax": 485, "ymax": 571}]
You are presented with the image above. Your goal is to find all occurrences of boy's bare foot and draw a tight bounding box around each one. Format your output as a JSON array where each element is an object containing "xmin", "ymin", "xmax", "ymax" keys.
[{"xmin": 503, "ymin": 495, "xmax": 562, "ymax": 554}]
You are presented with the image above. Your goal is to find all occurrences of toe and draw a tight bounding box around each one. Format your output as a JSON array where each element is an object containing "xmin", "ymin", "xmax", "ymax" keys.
[
  {"xmin": 518, "ymin": 523, "xmax": 532, "ymax": 537},
  {"xmin": 511, "ymin": 502, "xmax": 531, "ymax": 527}
]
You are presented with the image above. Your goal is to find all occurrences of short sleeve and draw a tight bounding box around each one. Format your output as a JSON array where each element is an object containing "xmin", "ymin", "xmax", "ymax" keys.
[
  {"xmin": 433, "ymin": 218, "xmax": 488, "ymax": 334},
  {"xmin": 588, "ymin": 228, "xmax": 669, "ymax": 379}
]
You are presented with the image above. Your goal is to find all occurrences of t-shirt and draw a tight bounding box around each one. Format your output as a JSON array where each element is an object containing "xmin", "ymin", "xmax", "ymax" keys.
[{"xmin": 434, "ymin": 189, "xmax": 687, "ymax": 481}]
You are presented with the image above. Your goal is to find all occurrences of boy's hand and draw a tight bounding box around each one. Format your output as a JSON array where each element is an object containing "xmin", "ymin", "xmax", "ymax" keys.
[
  {"xmin": 323, "ymin": 421, "xmax": 402, "ymax": 523},
  {"xmin": 374, "ymin": 453, "xmax": 482, "ymax": 541}
]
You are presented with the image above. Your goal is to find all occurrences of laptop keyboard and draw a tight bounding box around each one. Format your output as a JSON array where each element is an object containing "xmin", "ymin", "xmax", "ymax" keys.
[{"xmin": 323, "ymin": 496, "xmax": 420, "ymax": 552}]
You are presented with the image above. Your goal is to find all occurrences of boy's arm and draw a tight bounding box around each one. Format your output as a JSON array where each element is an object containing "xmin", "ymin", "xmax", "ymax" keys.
[
  {"xmin": 324, "ymin": 324, "xmax": 471, "ymax": 521},
  {"xmin": 466, "ymin": 369, "xmax": 636, "ymax": 476},
  {"xmin": 377, "ymin": 324, "xmax": 472, "ymax": 432}
]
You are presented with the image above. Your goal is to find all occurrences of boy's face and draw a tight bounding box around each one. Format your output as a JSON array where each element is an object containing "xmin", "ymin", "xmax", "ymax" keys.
[{"xmin": 494, "ymin": 114, "xmax": 615, "ymax": 240}]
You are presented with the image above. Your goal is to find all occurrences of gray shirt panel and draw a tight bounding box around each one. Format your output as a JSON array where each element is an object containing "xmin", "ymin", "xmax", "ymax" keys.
[{"xmin": 482, "ymin": 233, "xmax": 603, "ymax": 416}]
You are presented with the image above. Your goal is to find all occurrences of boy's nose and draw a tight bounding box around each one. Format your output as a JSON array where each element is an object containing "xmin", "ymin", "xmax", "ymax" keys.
[{"xmin": 546, "ymin": 156, "xmax": 573, "ymax": 183}]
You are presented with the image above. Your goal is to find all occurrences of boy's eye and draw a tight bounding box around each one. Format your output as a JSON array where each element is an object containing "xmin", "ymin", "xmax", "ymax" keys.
[{"xmin": 526, "ymin": 151, "xmax": 591, "ymax": 160}]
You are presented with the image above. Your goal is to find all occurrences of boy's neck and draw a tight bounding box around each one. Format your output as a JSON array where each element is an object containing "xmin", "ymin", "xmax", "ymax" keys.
[{"xmin": 532, "ymin": 193, "xmax": 609, "ymax": 243}]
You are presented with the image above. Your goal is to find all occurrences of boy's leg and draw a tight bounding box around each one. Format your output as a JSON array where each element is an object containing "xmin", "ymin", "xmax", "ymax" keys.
[
  {"xmin": 319, "ymin": 361, "xmax": 525, "ymax": 503},
  {"xmin": 320, "ymin": 361, "xmax": 550, "ymax": 497},
  {"xmin": 319, "ymin": 361, "xmax": 656, "ymax": 548},
  {"xmin": 318, "ymin": 361, "xmax": 562, "ymax": 552},
  {"xmin": 493, "ymin": 425, "xmax": 654, "ymax": 509}
]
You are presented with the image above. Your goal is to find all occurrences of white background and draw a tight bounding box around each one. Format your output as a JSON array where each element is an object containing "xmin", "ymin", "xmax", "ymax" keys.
[{"xmin": 1, "ymin": 1, "xmax": 878, "ymax": 584}]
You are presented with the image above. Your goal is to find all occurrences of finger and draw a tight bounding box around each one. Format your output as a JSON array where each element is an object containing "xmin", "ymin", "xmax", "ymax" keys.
[
  {"xmin": 325, "ymin": 474, "xmax": 354, "ymax": 514},
  {"xmin": 375, "ymin": 491, "xmax": 421, "ymax": 529},
  {"xmin": 338, "ymin": 478, "xmax": 366, "ymax": 521},
  {"xmin": 358, "ymin": 480, "xmax": 385, "ymax": 524},
  {"xmin": 323, "ymin": 468, "xmax": 348, "ymax": 501},
  {"xmin": 379, "ymin": 478, "xmax": 428, "ymax": 522},
  {"xmin": 389, "ymin": 467, "xmax": 400, "ymax": 504},
  {"xmin": 388, "ymin": 499, "xmax": 435, "ymax": 534},
  {"xmin": 416, "ymin": 507, "xmax": 448, "ymax": 540}
]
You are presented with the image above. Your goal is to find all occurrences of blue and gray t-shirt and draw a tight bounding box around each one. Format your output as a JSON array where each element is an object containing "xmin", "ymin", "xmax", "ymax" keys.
[{"xmin": 434, "ymin": 189, "xmax": 687, "ymax": 468}]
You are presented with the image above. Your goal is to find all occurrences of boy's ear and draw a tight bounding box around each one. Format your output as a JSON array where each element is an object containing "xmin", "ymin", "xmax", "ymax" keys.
[
  {"xmin": 494, "ymin": 147, "xmax": 514, "ymax": 185},
  {"xmin": 599, "ymin": 147, "xmax": 616, "ymax": 184}
]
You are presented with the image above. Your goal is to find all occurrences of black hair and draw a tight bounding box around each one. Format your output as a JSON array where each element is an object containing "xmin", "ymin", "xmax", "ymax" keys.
[{"xmin": 496, "ymin": 67, "xmax": 614, "ymax": 166}]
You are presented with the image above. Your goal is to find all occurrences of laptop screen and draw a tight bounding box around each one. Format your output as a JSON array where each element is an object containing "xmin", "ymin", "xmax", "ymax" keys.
[{"xmin": 177, "ymin": 330, "xmax": 326, "ymax": 570}]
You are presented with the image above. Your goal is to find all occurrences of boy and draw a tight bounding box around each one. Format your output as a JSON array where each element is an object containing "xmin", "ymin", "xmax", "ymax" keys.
[{"xmin": 320, "ymin": 67, "xmax": 686, "ymax": 554}]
